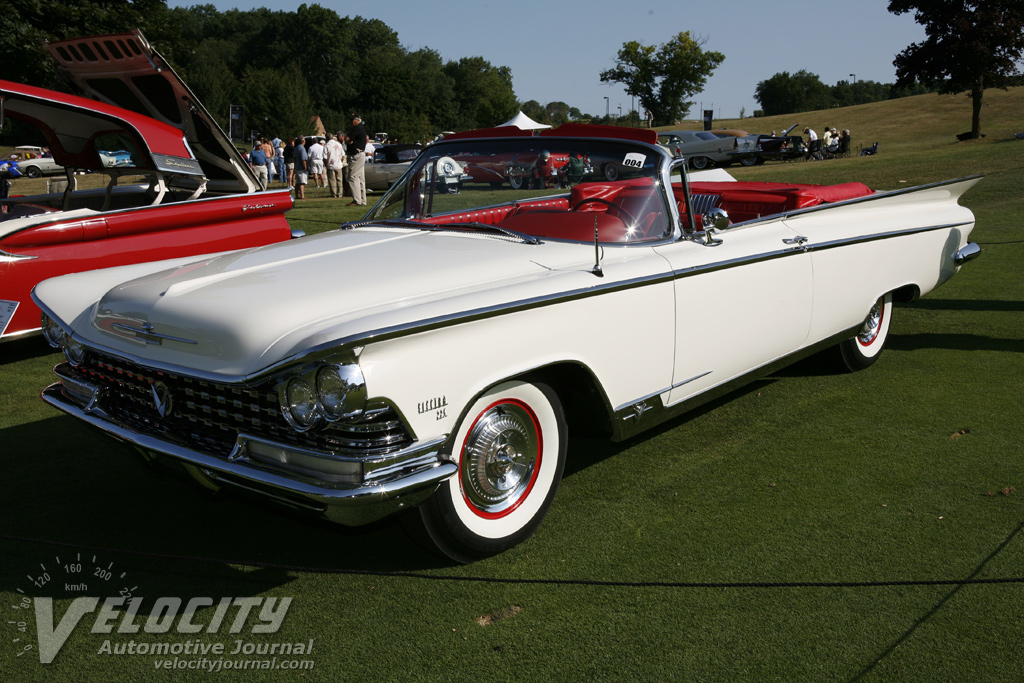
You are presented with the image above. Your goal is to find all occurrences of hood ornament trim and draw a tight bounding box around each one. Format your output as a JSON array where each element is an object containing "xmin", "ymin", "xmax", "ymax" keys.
[{"xmin": 111, "ymin": 321, "xmax": 199, "ymax": 346}]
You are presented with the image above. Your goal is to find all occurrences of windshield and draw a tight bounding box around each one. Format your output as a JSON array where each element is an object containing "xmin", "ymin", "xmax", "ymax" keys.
[{"xmin": 365, "ymin": 137, "xmax": 673, "ymax": 244}]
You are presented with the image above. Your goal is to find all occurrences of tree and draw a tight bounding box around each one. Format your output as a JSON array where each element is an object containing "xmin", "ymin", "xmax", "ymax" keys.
[
  {"xmin": 443, "ymin": 57, "xmax": 519, "ymax": 130},
  {"xmin": 600, "ymin": 32, "xmax": 724, "ymax": 126},
  {"xmin": 754, "ymin": 71, "xmax": 830, "ymax": 116},
  {"xmin": 0, "ymin": 0, "xmax": 171, "ymax": 87},
  {"xmin": 889, "ymin": 1, "xmax": 1024, "ymax": 138}
]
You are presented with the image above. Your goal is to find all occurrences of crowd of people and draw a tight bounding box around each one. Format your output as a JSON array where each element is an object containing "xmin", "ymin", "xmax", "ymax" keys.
[
  {"xmin": 247, "ymin": 114, "xmax": 373, "ymax": 205},
  {"xmin": 802, "ymin": 126, "xmax": 852, "ymax": 160}
]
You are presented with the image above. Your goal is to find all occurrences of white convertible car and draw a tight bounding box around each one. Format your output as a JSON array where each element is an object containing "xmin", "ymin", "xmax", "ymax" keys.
[{"xmin": 34, "ymin": 124, "xmax": 981, "ymax": 562}]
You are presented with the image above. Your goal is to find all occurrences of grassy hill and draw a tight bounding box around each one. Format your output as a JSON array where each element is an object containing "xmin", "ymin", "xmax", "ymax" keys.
[{"xmin": 660, "ymin": 86, "xmax": 1024, "ymax": 190}]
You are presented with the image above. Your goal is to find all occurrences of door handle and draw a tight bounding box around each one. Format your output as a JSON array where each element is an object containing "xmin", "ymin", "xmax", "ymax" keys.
[{"xmin": 782, "ymin": 236, "xmax": 808, "ymax": 245}]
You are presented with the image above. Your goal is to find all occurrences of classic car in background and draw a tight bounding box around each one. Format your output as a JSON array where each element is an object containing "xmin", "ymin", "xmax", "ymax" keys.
[
  {"xmin": 7, "ymin": 147, "xmax": 65, "ymax": 177},
  {"xmin": 36, "ymin": 122, "xmax": 981, "ymax": 563},
  {"xmin": 98, "ymin": 149, "xmax": 135, "ymax": 167},
  {"xmin": 0, "ymin": 31, "xmax": 298, "ymax": 343},
  {"xmin": 365, "ymin": 143, "xmax": 422, "ymax": 191},
  {"xmin": 657, "ymin": 129, "xmax": 759, "ymax": 169},
  {"xmin": 753, "ymin": 124, "xmax": 806, "ymax": 163}
]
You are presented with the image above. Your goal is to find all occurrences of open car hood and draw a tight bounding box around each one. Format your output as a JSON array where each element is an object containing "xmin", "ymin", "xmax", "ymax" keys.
[{"xmin": 45, "ymin": 30, "xmax": 257, "ymax": 194}]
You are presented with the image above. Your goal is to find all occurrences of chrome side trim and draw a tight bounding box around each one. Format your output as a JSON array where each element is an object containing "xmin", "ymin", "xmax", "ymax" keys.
[
  {"xmin": 804, "ymin": 222, "xmax": 974, "ymax": 253},
  {"xmin": 614, "ymin": 370, "xmax": 713, "ymax": 415},
  {"xmin": 33, "ymin": 218, "xmax": 968, "ymax": 385},
  {"xmin": 41, "ymin": 382, "xmax": 456, "ymax": 526},
  {"xmin": 730, "ymin": 174, "xmax": 984, "ymax": 226},
  {"xmin": 1, "ymin": 249, "xmax": 39, "ymax": 261},
  {"xmin": 611, "ymin": 325, "xmax": 861, "ymax": 441}
]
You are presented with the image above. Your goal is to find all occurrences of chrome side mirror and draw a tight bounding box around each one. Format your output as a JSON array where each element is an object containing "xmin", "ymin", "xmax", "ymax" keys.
[
  {"xmin": 700, "ymin": 207, "xmax": 729, "ymax": 246},
  {"xmin": 703, "ymin": 207, "xmax": 730, "ymax": 231}
]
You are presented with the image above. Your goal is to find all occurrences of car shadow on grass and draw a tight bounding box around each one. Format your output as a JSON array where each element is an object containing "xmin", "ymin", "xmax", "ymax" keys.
[{"xmin": 0, "ymin": 415, "xmax": 455, "ymax": 584}]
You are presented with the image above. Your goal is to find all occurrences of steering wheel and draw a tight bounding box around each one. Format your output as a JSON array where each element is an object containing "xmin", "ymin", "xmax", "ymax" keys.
[{"xmin": 571, "ymin": 197, "xmax": 639, "ymax": 227}]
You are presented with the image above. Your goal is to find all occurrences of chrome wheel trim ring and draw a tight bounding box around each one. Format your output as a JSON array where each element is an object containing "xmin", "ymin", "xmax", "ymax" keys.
[
  {"xmin": 460, "ymin": 399, "xmax": 541, "ymax": 518},
  {"xmin": 857, "ymin": 297, "xmax": 886, "ymax": 346}
]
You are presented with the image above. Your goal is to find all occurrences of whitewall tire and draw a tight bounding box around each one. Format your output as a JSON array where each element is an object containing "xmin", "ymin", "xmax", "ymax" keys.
[
  {"xmin": 418, "ymin": 380, "xmax": 567, "ymax": 563},
  {"xmin": 838, "ymin": 292, "xmax": 893, "ymax": 371}
]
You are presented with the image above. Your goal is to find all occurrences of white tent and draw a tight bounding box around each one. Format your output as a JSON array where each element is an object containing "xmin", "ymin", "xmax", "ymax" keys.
[{"xmin": 497, "ymin": 111, "xmax": 552, "ymax": 130}]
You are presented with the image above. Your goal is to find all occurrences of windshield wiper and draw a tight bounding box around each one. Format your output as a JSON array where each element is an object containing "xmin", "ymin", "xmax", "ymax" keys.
[
  {"xmin": 343, "ymin": 219, "xmax": 540, "ymax": 245},
  {"xmin": 434, "ymin": 222, "xmax": 541, "ymax": 245}
]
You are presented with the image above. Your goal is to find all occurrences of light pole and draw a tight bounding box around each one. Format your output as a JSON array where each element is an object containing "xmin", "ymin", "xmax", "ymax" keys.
[
  {"xmin": 618, "ymin": 105, "xmax": 622, "ymax": 119},
  {"xmin": 849, "ymin": 73, "xmax": 856, "ymax": 84},
  {"xmin": 604, "ymin": 96, "xmax": 609, "ymax": 121}
]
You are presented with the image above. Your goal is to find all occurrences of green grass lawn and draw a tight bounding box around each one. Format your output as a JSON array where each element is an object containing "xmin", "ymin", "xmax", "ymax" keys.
[{"xmin": 2, "ymin": 89, "xmax": 1023, "ymax": 682}]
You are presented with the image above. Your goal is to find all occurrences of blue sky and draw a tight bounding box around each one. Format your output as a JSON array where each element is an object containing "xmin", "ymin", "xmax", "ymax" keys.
[{"xmin": 167, "ymin": 0, "xmax": 927, "ymax": 124}]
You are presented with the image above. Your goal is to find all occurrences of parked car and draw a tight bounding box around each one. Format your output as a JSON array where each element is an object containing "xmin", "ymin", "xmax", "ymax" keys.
[
  {"xmin": 0, "ymin": 30, "xmax": 298, "ymax": 343},
  {"xmin": 35, "ymin": 122, "xmax": 981, "ymax": 562},
  {"xmin": 7, "ymin": 147, "xmax": 65, "ymax": 177},
  {"xmin": 657, "ymin": 129, "xmax": 759, "ymax": 169},
  {"xmin": 98, "ymin": 149, "xmax": 135, "ymax": 168},
  {"xmin": 365, "ymin": 143, "xmax": 422, "ymax": 191},
  {"xmin": 753, "ymin": 124, "xmax": 806, "ymax": 163}
]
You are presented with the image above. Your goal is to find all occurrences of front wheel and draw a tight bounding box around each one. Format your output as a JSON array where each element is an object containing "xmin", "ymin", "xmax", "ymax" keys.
[
  {"xmin": 417, "ymin": 380, "xmax": 567, "ymax": 563},
  {"xmin": 690, "ymin": 156, "xmax": 711, "ymax": 170},
  {"xmin": 837, "ymin": 293, "xmax": 893, "ymax": 371},
  {"xmin": 24, "ymin": 166, "xmax": 42, "ymax": 178}
]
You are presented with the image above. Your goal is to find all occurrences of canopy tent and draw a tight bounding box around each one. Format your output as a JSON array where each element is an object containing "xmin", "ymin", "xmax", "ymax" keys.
[{"xmin": 497, "ymin": 111, "xmax": 552, "ymax": 130}]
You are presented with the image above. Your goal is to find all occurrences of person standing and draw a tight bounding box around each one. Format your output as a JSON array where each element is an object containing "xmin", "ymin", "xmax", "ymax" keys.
[
  {"xmin": 346, "ymin": 114, "xmax": 368, "ymax": 206},
  {"xmin": 292, "ymin": 136, "xmax": 308, "ymax": 200},
  {"xmin": 249, "ymin": 143, "xmax": 268, "ymax": 189},
  {"xmin": 308, "ymin": 137, "xmax": 326, "ymax": 189},
  {"xmin": 275, "ymin": 142, "xmax": 286, "ymax": 184},
  {"xmin": 260, "ymin": 137, "xmax": 275, "ymax": 183},
  {"xmin": 283, "ymin": 137, "xmax": 295, "ymax": 189},
  {"xmin": 324, "ymin": 132, "xmax": 346, "ymax": 199}
]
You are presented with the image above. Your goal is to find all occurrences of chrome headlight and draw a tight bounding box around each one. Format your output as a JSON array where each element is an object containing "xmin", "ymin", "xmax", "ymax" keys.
[
  {"xmin": 316, "ymin": 365, "xmax": 367, "ymax": 421},
  {"xmin": 279, "ymin": 362, "xmax": 367, "ymax": 433},
  {"xmin": 41, "ymin": 313, "xmax": 65, "ymax": 348},
  {"xmin": 284, "ymin": 378, "xmax": 319, "ymax": 430},
  {"xmin": 63, "ymin": 336, "xmax": 87, "ymax": 367}
]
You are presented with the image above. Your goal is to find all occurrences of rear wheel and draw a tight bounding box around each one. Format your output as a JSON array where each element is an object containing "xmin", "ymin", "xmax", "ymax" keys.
[
  {"xmin": 739, "ymin": 155, "xmax": 758, "ymax": 167},
  {"xmin": 417, "ymin": 380, "xmax": 567, "ymax": 563},
  {"xmin": 838, "ymin": 293, "xmax": 893, "ymax": 371}
]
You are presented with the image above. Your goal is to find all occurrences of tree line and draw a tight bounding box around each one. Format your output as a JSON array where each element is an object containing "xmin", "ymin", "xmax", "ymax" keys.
[
  {"xmin": 3, "ymin": 1, "xmax": 1022, "ymax": 142},
  {"xmin": 1, "ymin": 1, "xmax": 521, "ymax": 144},
  {"xmin": 753, "ymin": 70, "xmax": 939, "ymax": 117}
]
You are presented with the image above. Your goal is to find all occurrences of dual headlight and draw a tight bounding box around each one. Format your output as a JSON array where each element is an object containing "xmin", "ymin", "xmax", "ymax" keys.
[
  {"xmin": 279, "ymin": 363, "xmax": 367, "ymax": 432},
  {"xmin": 41, "ymin": 313, "xmax": 87, "ymax": 367}
]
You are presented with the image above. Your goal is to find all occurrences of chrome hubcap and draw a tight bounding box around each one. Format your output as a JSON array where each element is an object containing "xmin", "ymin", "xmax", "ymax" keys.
[
  {"xmin": 858, "ymin": 298, "xmax": 885, "ymax": 345},
  {"xmin": 462, "ymin": 403, "xmax": 539, "ymax": 515}
]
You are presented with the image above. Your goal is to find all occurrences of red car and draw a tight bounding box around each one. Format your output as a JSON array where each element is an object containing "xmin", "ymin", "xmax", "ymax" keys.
[{"xmin": 1, "ymin": 31, "xmax": 297, "ymax": 343}]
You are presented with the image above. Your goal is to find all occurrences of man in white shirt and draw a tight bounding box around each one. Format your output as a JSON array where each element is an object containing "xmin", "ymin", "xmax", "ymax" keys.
[
  {"xmin": 324, "ymin": 132, "xmax": 346, "ymax": 199},
  {"xmin": 308, "ymin": 137, "xmax": 326, "ymax": 188}
]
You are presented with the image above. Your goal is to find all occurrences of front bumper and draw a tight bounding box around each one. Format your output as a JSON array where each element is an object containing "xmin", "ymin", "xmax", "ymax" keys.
[{"xmin": 42, "ymin": 381, "xmax": 457, "ymax": 525}]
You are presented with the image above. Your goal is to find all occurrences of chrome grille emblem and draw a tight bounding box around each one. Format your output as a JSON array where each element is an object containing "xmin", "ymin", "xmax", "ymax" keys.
[
  {"xmin": 150, "ymin": 381, "xmax": 173, "ymax": 418},
  {"xmin": 111, "ymin": 321, "xmax": 198, "ymax": 345}
]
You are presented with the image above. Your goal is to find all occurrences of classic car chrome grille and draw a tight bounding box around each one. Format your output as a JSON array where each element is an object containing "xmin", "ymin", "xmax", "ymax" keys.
[{"xmin": 68, "ymin": 353, "xmax": 412, "ymax": 459}]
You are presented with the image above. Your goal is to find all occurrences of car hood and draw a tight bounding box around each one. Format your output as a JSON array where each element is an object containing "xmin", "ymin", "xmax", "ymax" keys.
[
  {"xmin": 45, "ymin": 31, "xmax": 257, "ymax": 194},
  {"xmin": 53, "ymin": 227, "xmax": 633, "ymax": 379}
]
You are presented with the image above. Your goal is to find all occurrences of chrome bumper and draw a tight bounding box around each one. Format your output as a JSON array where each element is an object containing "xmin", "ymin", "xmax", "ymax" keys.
[
  {"xmin": 42, "ymin": 382, "xmax": 456, "ymax": 526},
  {"xmin": 954, "ymin": 242, "xmax": 981, "ymax": 266}
]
